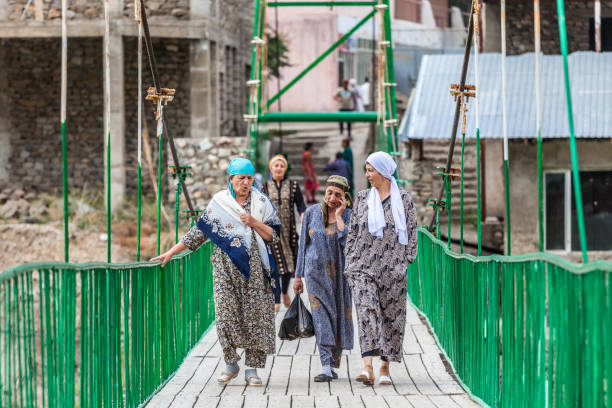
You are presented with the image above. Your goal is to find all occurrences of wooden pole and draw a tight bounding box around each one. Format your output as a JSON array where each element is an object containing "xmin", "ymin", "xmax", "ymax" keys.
[{"xmin": 595, "ymin": 0, "xmax": 601, "ymax": 52}]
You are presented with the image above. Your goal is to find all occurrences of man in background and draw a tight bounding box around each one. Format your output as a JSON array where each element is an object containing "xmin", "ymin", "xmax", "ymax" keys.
[
  {"xmin": 334, "ymin": 79, "xmax": 356, "ymax": 139},
  {"xmin": 324, "ymin": 152, "xmax": 353, "ymax": 194},
  {"xmin": 341, "ymin": 138, "xmax": 354, "ymax": 195}
]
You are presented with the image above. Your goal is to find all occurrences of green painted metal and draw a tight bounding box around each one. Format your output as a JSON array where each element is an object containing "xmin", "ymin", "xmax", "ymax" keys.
[
  {"xmin": 446, "ymin": 176, "xmax": 452, "ymax": 249},
  {"xmin": 259, "ymin": 111, "xmax": 378, "ymax": 122},
  {"xmin": 381, "ymin": 0, "xmax": 399, "ymax": 155},
  {"xmin": 555, "ymin": 0, "xmax": 588, "ymax": 263},
  {"xmin": 137, "ymin": 163, "xmax": 142, "ymax": 261},
  {"xmin": 268, "ymin": 1, "xmax": 377, "ymax": 6},
  {"xmin": 266, "ymin": 9, "xmax": 376, "ymax": 108},
  {"xmin": 476, "ymin": 129, "xmax": 482, "ymax": 256},
  {"xmin": 62, "ymin": 122, "xmax": 69, "ymax": 262},
  {"xmin": 0, "ymin": 242, "xmax": 215, "ymax": 407},
  {"xmin": 246, "ymin": 0, "xmax": 264, "ymax": 165},
  {"xmin": 157, "ymin": 134, "xmax": 163, "ymax": 256},
  {"xmin": 106, "ymin": 131, "xmax": 111, "ymax": 263},
  {"xmin": 460, "ymin": 132, "xmax": 465, "ymax": 253},
  {"xmin": 504, "ymin": 159, "xmax": 510, "ymax": 255},
  {"xmin": 407, "ymin": 228, "xmax": 612, "ymax": 408},
  {"xmin": 537, "ymin": 130, "xmax": 543, "ymax": 252}
]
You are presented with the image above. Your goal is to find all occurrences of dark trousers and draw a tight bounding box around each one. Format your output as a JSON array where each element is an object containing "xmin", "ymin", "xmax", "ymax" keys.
[
  {"xmin": 339, "ymin": 108, "xmax": 352, "ymax": 138},
  {"xmin": 281, "ymin": 273, "xmax": 292, "ymax": 295}
]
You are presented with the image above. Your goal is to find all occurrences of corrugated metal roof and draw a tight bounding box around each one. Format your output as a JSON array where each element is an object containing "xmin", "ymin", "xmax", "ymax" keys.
[{"xmin": 399, "ymin": 52, "xmax": 612, "ymax": 140}]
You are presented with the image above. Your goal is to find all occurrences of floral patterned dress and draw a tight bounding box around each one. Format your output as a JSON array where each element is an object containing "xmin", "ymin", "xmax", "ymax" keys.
[
  {"xmin": 181, "ymin": 194, "xmax": 280, "ymax": 368},
  {"xmin": 343, "ymin": 189, "xmax": 418, "ymax": 362},
  {"xmin": 295, "ymin": 204, "xmax": 354, "ymax": 368},
  {"xmin": 263, "ymin": 179, "xmax": 307, "ymax": 276}
]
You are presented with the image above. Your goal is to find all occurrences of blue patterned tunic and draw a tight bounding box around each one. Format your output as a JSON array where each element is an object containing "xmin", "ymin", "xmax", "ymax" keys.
[{"xmin": 295, "ymin": 204, "xmax": 354, "ymax": 366}]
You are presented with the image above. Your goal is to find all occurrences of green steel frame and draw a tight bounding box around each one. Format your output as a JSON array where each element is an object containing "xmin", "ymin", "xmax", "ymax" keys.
[
  {"xmin": 0, "ymin": 242, "xmax": 215, "ymax": 407},
  {"xmin": 407, "ymin": 228, "xmax": 612, "ymax": 408},
  {"xmin": 245, "ymin": 0, "xmax": 399, "ymax": 168}
]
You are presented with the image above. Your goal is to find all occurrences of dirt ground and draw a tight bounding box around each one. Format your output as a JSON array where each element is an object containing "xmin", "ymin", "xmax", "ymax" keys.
[{"xmin": 0, "ymin": 220, "xmax": 179, "ymax": 272}]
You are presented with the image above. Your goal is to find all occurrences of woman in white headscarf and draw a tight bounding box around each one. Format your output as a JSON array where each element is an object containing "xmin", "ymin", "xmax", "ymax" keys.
[{"xmin": 343, "ymin": 151, "xmax": 418, "ymax": 386}]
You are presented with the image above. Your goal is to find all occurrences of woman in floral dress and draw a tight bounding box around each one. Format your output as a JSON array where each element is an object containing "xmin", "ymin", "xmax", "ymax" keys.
[
  {"xmin": 344, "ymin": 152, "xmax": 418, "ymax": 386},
  {"xmin": 153, "ymin": 158, "xmax": 281, "ymax": 387},
  {"xmin": 262, "ymin": 154, "xmax": 307, "ymax": 311}
]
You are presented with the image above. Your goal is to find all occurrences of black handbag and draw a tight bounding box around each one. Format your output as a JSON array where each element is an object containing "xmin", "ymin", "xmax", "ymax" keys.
[{"xmin": 278, "ymin": 295, "xmax": 315, "ymax": 340}]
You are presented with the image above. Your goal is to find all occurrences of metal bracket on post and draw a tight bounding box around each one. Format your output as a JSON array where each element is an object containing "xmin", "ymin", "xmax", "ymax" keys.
[
  {"xmin": 146, "ymin": 87, "xmax": 176, "ymax": 134},
  {"xmin": 450, "ymin": 84, "xmax": 476, "ymax": 132},
  {"xmin": 169, "ymin": 165, "xmax": 193, "ymax": 243},
  {"xmin": 182, "ymin": 208, "xmax": 204, "ymax": 229}
]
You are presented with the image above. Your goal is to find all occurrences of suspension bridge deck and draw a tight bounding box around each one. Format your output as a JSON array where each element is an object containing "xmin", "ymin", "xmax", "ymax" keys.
[{"xmin": 145, "ymin": 302, "xmax": 481, "ymax": 408}]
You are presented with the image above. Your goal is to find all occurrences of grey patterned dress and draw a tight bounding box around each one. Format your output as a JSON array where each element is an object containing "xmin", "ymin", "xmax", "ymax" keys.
[
  {"xmin": 295, "ymin": 204, "xmax": 354, "ymax": 368},
  {"xmin": 181, "ymin": 194, "xmax": 280, "ymax": 368},
  {"xmin": 343, "ymin": 189, "xmax": 418, "ymax": 362}
]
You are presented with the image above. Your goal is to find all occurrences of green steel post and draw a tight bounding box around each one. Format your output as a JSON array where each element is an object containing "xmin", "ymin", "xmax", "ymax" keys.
[
  {"xmin": 157, "ymin": 133, "xmax": 163, "ymax": 256},
  {"xmin": 259, "ymin": 111, "xmax": 378, "ymax": 122},
  {"xmin": 107, "ymin": 131, "xmax": 111, "ymax": 263},
  {"xmin": 446, "ymin": 176, "xmax": 452, "ymax": 249},
  {"xmin": 382, "ymin": 0, "xmax": 399, "ymax": 152},
  {"xmin": 537, "ymin": 131, "xmax": 543, "ymax": 252},
  {"xmin": 62, "ymin": 122, "xmax": 69, "ymax": 262},
  {"xmin": 476, "ymin": 129, "xmax": 482, "ymax": 256},
  {"xmin": 268, "ymin": 1, "xmax": 377, "ymax": 5},
  {"xmin": 175, "ymin": 176, "xmax": 181, "ymax": 244},
  {"xmin": 460, "ymin": 132, "xmax": 465, "ymax": 253},
  {"xmin": 246, "ymin": 0, "xmax": 262, "ymax": 164},
  {"xmin": 267, "ymin": 9, "xmax": 376, "ymax": 108},
  {"xmin": 137, "ymin": 164, "xmax": 142, "ymax": 261},
  {"xmin": 556, "ymin": 0, "xmax": 588, "ymax": 262},
  {"xmin": 504, "ymin": 159, "xmax": 510, "ymax": 255}
]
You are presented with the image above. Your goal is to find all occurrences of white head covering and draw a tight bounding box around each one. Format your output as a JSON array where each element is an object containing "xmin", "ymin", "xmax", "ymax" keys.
[{"xmin": 366, "ymin": 152, "xmax": 408, "ymax": 245}]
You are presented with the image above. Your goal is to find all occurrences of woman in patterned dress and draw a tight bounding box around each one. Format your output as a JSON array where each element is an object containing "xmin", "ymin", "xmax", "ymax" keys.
[
  {"xmin": 153, "ymin": 158, "xmax": 281, "ymax": 387},
  {"xmin": 344, "ymin": 152, "xmax": 418, "ymax": 386},
  {"xmin": 293, "ymin": 175, "xmax": 354, "ymax": 382},
  {"xmin": 302, "ymin": 142, "xmax": 320, "ymax": 204},
  {"xmin": 262, "ymin": 155, "xmax": 307, "ymax": 312}
]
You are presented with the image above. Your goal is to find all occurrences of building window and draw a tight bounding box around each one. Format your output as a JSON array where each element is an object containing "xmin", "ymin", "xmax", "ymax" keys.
[
  {"xmin": 545, "ymin": 170, "xmax": 612, "ymax": 251},
  {"xmin": 589, "ymin": 17, "xmax": 612, "ymax": 51}
]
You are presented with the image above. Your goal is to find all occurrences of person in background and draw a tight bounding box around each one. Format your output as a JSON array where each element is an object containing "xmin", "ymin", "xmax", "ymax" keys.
[
  {"xmin": 359, "ymin": 77, "xmax": 370, "ymax": 111},
  {"xmin": 349, "ymin": 78, "xmax": 363, "ymax": 111},
  {"xmin": 343, "ymin": 152, "xmax": 418, "ymax": 386},
  {"xmin": 342, "ymin": 138, "xmax": 354, "ymax": 196},
  {"xmin": 294, "ymin": 175, "xmax": 354, "ymax": 382},
  {"xmin": 302, "ymin": 142, "xmax": 320, "ymax": 204},
  {"xmin": 262, "ymin": 155, "xmax": 307, "ymax": 312},
  {"xmin": 153, "ymin": 158, "xmax": 281, "ymax": 387},
  {"xmin": 334, "ymin": 79, "xmax": 356, "ymax": 139},
  {"xmin": 324, "ymin": 152, "xmax": 353, "ymax": 194}
]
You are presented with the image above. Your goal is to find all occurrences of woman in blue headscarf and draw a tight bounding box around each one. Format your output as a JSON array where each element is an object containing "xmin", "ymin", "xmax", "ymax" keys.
[{"xmin": 153, "ymin": 158, "xmax": 281, "ymax": 387}]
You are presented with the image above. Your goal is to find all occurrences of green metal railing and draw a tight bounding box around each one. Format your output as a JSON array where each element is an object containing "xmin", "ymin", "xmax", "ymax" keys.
[
  {"xmin": 0, "ymin": 242, "xmax": 214, "ymax": 408},
  {"xmin": 407, "ymin": 228, "xmax": 612, "ymax": 408}
]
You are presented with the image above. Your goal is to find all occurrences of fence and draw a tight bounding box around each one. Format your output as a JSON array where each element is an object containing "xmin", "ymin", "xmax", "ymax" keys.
[
  {"xmin": 407, "ymin": 227, "xmax": 612, "ymax": 407},
  {"xmin": 0, "ymin": 242, "xmax": 214, "ymax": 408}
]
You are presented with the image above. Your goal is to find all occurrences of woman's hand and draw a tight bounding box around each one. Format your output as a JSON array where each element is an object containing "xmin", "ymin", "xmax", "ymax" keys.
[
  {"xmin": 240, "ymin": 212, "xmax": 258, "ymax": 227},
  {"xmin": 293, "ymin": 277, "xmax": 304, "ymax": 295},
  {"xmin": 335, "ymin": 196, "xmax": 347, "ymax": 218},
  {"xmin": 151, "ymin": 242, "xmax": 187, "ymax": 267}
]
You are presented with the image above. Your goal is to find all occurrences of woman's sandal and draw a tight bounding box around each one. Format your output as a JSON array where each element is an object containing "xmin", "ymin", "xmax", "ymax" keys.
[
  {"xmin": 246, "ymin": 373, "xmax": 263, "ymax": 386},
  {"xmin": 217, "ymin": 370, "xmax": 238, "ymax": 385},
  {"xmin": 356, "ymin": 365, "xmax": 375, "ymax": 385},
  {"xmin": 378, "ymin": 365, "xmax": 392, "ymax": 385}
]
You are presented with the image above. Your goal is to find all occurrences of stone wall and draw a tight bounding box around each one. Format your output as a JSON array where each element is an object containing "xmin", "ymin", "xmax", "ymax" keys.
[
  {"xmin": 7, "ymin": 0, "xmax": 189, "ymax": 21},
  {"xmin": 4, "ymin": 37, "xmax": 104, "ymax": 193},
  {"xmin": 123, "ymin": 37, "xmax": 191, "ymax": 197},
  {"xmin": 123, "ymin": 0, "xmax": 189, "ymax": 20},
  {"xmin": 401, "ymin": 139, "xmax": 478, "ymax": 226},
  {"xmin": 171, "ymin": 136, "xmax": 244, "ymax": 210},
  {"xmin": 503, "ymin": 0, "xmax": 612, "ymax": 55}
]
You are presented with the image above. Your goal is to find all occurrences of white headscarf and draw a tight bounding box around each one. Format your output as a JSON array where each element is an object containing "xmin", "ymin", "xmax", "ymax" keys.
[{"xmin": 366, "ymin": 152, "xmax": 408, "ymax": 245}]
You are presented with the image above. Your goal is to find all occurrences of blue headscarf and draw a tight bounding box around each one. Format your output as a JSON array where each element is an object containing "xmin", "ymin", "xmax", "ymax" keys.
[{"xmin": 228, "ymin": 158, "xmax": 256, "ymax": 198}]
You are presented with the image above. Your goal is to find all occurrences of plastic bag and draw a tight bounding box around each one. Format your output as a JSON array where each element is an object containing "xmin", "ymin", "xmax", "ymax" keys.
[{"xmin": 278, "ymin": 295, "xmax": 315, "ymax": 340}]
